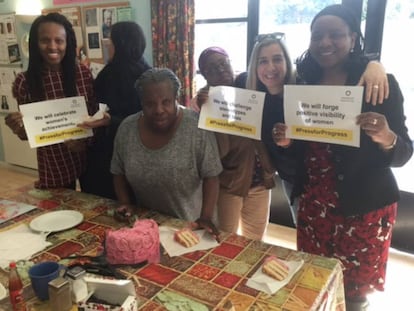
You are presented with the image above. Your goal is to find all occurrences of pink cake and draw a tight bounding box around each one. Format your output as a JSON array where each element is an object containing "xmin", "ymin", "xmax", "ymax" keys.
[{"xmin": 105, "ymin": 219, "xmax": 160, "ymax": 264}]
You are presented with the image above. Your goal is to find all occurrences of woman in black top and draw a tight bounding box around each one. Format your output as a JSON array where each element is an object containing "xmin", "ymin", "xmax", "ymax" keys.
[
  {"xmin": 81, "ymin": 21, "xmax": 151, "ymax": 199},
  {"xmin": 274, "ymin": 5, "xmax": 413, "ymax": 309}
]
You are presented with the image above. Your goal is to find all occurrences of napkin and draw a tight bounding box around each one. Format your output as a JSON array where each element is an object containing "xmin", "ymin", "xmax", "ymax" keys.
[
  {"xmin": 246, "ymin": 259, "xmax": 304, "ymax": 295},
  {"xmin": 82, "ymin": 103, "xmax": 108, "ymax": 122},
  {"xmin": 159, "ymin": 226, "xmax": 219, "ymax": 257},
  {"xmin": 0, "ymin": 224, "xmax": 51, "ymax": 269}
]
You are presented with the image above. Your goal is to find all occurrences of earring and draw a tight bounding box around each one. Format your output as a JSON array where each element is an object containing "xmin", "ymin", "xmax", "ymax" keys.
[{"xmin": 350, "ymin": 48, "xmax": 354, "ymax": 53}]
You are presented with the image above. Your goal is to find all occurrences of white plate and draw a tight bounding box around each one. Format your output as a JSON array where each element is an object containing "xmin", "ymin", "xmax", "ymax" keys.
[{"xmin": 30, "ymin": 210, "xmax": 83, "ymax": 233}]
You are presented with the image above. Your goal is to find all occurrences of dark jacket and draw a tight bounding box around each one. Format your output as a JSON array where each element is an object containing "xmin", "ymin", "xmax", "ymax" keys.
[
  {"xmin": 94, "ymin": 58, "xmax": 151, "ymax": 145},
  {"xmin": 290, "ymin": 74, "xmax": 413, "ymax": 216},
  {"xmin": 236, "ymin": 72, "xmax": 296, "ymax": 184},
  {"xmin": 261, "ymin": 93, "xmax": 296, "ymax": 184}
]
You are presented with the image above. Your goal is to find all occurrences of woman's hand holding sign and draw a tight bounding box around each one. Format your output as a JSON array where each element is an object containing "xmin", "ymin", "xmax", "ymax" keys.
[
  {"xmin": 272, "ymin": 123, "xmax": 291, "ymax": 148},
  {"xmin": 5, "ymin": 112, "xmax": 27, "ymax": 140},
  {"xmin": 357, "ymin": 112, "xmax": 397, "ymax": 150}
]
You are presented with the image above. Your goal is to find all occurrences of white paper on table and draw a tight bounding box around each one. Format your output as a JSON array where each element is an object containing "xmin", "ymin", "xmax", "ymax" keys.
[
  {"xmin": 246, "ymin": 259, "xmax": 304, "ymax": 295},
  {"xmin": 284, "ymin": 85, "xmax": 363, "ymax": 147},
  {"xmin": 159, "ymin": 226, "xmax": 219, "ymax": 257},
  {"xmin": 20, "ymin": 96, "xmax": 93, "ymax": 148},
  {"xmin": 198, "ymin": 86, "xmax": 265, "ymax": 140},
  {"xmin": 0, "ymin": 224, "xmax": 51, "ymax": 269}
]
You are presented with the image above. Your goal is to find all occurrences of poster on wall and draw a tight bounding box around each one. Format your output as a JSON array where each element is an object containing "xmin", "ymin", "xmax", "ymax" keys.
[
  {"xmin": 84, "ymin": 7, "xmax": 118, "ymax": 59},
  {"xmin": 0, "ymin": 14, "xmax": 20, "ymax": 65},
  {"xmin": 117, "ymin": 7, "xmax": 133, "ymax": 21},
  {"xmin": 0, "ymin": 67, "xmax": 22, "ymax": 112},
  {"xmin": 0, "ymin": 87, "xmax": 18, "ymax": 112},
  {"xmin": 82, "ymin": 2, "xmax": 130, "ymax": 64},
  {"xmin": 85, "ymin": 7, "xmax": 101, "ymax": 59}
]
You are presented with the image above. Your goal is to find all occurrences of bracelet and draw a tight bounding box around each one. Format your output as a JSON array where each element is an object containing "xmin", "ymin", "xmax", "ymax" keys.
[{"xmin": 382, "ymin": 134, "xmax": 397, "ymax": 150}]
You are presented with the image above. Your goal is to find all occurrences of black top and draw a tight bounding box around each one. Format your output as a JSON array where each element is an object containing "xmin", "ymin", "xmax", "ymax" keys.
[
  {"xmin": 94, "ymin": 58, "xmax": 151, "ymax": 147},
  {"xmin": 261, "ymin": 93, "xmax": 296, "ymax": 183},
  {"xmin": 80, "ymin": 58, "xmax": 151, "ymax": 199},
  {"xmin": 235, "ymin": 71, "xmax": 296, "ymax": 183},
  {"xmin": 290, "ymin": 73, "xmax": 413, "ymax": 216}
]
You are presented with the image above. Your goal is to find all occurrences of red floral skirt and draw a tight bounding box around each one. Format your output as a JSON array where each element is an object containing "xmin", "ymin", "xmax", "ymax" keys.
[{"xmin": 297, "ymin": 143, "xmax": 397, "ymax": 298}]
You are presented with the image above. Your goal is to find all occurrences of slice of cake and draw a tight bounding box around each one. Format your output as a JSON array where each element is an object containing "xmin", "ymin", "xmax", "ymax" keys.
[
  {"xmin": 262, "ymin": 256, "xmax": 290, "ymax": 281},
  {"xmin": 174, "ymin": 228, "xmax": 200, "ymax": 248}
]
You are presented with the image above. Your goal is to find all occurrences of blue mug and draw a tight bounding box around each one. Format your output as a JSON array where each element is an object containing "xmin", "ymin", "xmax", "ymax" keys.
[{"xmin": 28, "ymin": 261, "xmax": 61, "ymax": 300}]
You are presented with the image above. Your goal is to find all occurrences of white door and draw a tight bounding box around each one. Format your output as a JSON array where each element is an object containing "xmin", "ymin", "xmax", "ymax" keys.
[{"xmin": 0, "ymin": 115, "xmax": 37, "ymax": 169}]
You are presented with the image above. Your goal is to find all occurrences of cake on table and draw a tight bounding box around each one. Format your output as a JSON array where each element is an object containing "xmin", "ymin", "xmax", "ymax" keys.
[
  {"xmin": 262, "ymin": 256, "xmax": 290, "ymax": 281},
  {"xmin": 174, "ymin": 228, "xmax": 200, "ymax": 248}
]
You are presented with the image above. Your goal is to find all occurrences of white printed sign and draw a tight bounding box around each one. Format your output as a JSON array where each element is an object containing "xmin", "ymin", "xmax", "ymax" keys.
[
  {"xmin": 284, "ymin": 85, "xmax": 363, "ymax": 147},
  {"xmin": 20, "ymin": 96, "xmax": 93, "ymax": 148},
  {"xmin": 198, "ymin": 86, "xmax": 265, "ymax": 140}
]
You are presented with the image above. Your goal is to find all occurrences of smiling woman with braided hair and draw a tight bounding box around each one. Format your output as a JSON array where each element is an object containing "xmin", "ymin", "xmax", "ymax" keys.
[{"xmin": 5, "ymin": 13, "xmax": 97, "ymax": 190}]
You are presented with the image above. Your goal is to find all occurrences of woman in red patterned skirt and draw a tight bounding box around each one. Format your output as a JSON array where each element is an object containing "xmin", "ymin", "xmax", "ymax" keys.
[{"xmin": 272, "ymin": 4, "xmax": 413, "ymax": 311}]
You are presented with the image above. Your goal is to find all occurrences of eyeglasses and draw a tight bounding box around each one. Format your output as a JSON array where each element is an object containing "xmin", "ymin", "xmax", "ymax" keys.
[{"xmin": 254, "ymin": 32, "xmax": 285, "ymax": 43}]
